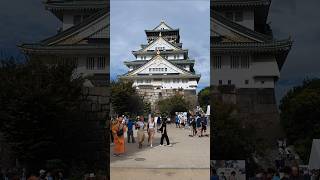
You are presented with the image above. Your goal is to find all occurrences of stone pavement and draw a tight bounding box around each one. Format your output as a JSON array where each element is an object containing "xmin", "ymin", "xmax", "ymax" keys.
[
  {"xmin": 110, "ymin": 124, "xmax": 210, "ymax": 180},
  {"xmin": 110, "ymin": 168, "xmax": 209, "ymax": 180}
]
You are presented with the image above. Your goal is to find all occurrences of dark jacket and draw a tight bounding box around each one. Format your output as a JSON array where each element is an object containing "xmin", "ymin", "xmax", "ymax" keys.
[{"xmin": 159, "ymin": 120, "xmax": 167, "ymax": 134}]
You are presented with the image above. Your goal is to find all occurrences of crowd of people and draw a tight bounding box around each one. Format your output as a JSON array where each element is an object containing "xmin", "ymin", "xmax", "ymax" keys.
[
  {"xmin": 173, "ymin": 111, "xmax": 208, "ymax": 137},
  {"xmin": 110, "ymin": 114, "xmax": 173, "ymax": 157},
  {"xmin": 211, "ymin": 166, "xmax": 320, "ymax": 180},
  {"xmin": 0, "ymin": 168, "xmax": 64, "ymax": 180},
  {"xmin": 110, "ymin": 111, "xmax": 209, "ymax": 157}
]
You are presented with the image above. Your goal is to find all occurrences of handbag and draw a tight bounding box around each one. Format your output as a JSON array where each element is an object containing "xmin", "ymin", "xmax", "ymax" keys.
[{"xmin": 117, "ymin": 124, "xmax": 124, "ymax": 137}]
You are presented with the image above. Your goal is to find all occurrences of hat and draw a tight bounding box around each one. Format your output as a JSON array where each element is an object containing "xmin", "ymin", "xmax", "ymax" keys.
[
  {"xmin": 89, "ymin": 173, "xmax": 95, "ymax": 177},
  {"xmin": 39, "ymin": 169, "xmax": 46, "ymax": 174}
]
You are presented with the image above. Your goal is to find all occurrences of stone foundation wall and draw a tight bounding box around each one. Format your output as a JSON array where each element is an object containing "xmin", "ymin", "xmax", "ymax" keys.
[
  {"xmin": 136, "ymin": 88, "xmax": 197, "ymax": 112},
  {"xmin": 0, "ymin": 87, "xmax": 110, "ymax": 172},
  {"xmin": 80, "ymin": 87, "xmax": 110, "ymax": 170},
  {"xmin": 212, "ymin": 86, "xmax": 283, "ymax": 144}
]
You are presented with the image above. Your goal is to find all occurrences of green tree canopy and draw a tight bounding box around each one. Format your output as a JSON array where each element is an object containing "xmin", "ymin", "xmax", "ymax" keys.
[
  {"xmin": 157, "ymin": 94, "xmax": 191, "ymax": 116},
  {"xmin": 279, "ymin": 78, "xmax": 320, "ymax": 163},
  {"xmin": 110, "ymin": 80, "xmax": 145, "ymax": 116},
  {"xmin": 198, "ymin": 86, "xmax": 210, "ymax": 110},
  {"xmin": 0, "ymin": 58, "xmax": 97, "ymax": 173},
  {"xmin": 211, "ymin": 100, "xmax": 257, "ymax": 160}
]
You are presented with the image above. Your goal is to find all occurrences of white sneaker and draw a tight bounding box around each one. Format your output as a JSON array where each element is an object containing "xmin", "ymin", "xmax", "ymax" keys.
[
  {"xmin": 167, "ymin": 144, "xmax": 172, "ymax": 147},
  {"xmin": 150, "ymin": 144, "xmax": 153, "ymax": 147},
  {"xmin": 159, "ymin": 144, "xmax": 163, "ymax": 146}
]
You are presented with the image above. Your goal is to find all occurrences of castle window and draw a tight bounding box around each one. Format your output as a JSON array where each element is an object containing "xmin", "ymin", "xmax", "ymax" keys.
[
  {"xmin": 228, "ymin": 80, "xmax": 232, "ymax": 85},
  {"xmin": 213, "ymin": 56, "xmax": 222, "ymax": 69},
  {"xmin": 97, "ymin": 56, "xmax": 106, "ymax": 70},
  {"xmin": 86, "ymin": 57, "xmax": 95, "ymax": 70},
  {"xmin": 219, "ymin": 80, "xmax": 223, "ymax": 85},
  {"xmin": 241, "ymin": 55, "xmax": 250, "ymax": 69},
  {"xmin": 230, "ymin": 56, "xmax": 240, "ymax": 69},
  {"xmin": 70, "ymin": 57, "xmax": 78, "ymax": 67}
]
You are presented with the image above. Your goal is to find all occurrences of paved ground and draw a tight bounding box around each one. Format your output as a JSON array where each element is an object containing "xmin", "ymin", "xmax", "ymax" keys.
[
  {"xmin": 110, "ymin": 168, "xmax": 209, "ymax": 180},
  {"xmin": 110, "ymin": 124, "xmax": 210, "ymax": 180}
]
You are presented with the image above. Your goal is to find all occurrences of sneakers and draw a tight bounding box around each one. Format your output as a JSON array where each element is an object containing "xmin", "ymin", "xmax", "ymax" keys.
[
  {"xmin": 159, "ymin": 144, "xmax": 163, "ymax": 146},
  {"xmin": 167, "ymin": 144, "xmax": 172, "ymax": 147},
  {"xmin": 150, "ymin": 144, "xmax": 153, "ymax": 147}
]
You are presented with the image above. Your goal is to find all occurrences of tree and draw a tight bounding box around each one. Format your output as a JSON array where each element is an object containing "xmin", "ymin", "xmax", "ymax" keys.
[
  {"xmin": 211, "ymin": 100, "xmax": 257, "ymax": 160},
  {"xmin": 157, "ymin": 94, "xmax": 190, "ymax": 116},
  {"xmin": 279, "ymin": 78, "xmax": 320, "ymax": 163},
  {"xmin": 0, "ymin": 58, "xmax": 93, "ymax": 173},
  {"xmin": 110, "ymin": 80, "xmax": 144, "ymax": 116},
  {"xmin": 198, "ymin": 86, "xmax": 210, "ymax": 110}
]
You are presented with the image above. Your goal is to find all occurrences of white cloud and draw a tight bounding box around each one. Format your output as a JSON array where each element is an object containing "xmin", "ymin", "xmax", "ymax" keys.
[{"xmin": 110, "ymin": 0, "xmax": 210, "ymax": 91}]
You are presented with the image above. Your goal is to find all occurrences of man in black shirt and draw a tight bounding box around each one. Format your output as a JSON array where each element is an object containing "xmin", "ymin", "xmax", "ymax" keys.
[{"xmin": 158, "ymin": 116, "xmax": 172, "ymax": 146}]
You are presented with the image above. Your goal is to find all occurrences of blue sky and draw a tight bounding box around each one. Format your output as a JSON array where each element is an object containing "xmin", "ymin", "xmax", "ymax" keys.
[
  {"xmin": 0, "ymin": 0, "xmax": 319, "ymax": 103},
  {"xmin": 110, "ymin": 0, "xmax": 210, "ymax": 91}
]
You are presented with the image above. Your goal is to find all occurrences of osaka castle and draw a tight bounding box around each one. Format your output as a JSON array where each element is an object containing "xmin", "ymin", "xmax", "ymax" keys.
[
  {"xmin": 119, "ymin": 21, "xmax": 201, "ymax": 109},
  {"xmin": 19, "ymin": 0, "xmax": 109, "ymax": 87},
  {"xmin": 211, "ymin": 0, "xmax": 292, "ymax": 89},
  {"xmin": 211, "ymin": 0, "xmax": 292, "ymax": 149}
]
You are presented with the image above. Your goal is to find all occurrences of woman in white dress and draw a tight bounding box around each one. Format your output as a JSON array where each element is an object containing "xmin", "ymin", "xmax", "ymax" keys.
[{"xmin": 147, "ymin": 115, "xmax": 156, "ymax": 147}]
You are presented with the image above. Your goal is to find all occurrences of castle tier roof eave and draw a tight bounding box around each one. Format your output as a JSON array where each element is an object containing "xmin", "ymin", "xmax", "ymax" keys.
[
  {"xmin": 145, "ymin": 29, "xmax": 179, "ymax": 33},
  {"xmin": 118, "ymin": 74, "xmax": 201, "ymax": 80},
  {"xmin": 38, "ymin": 10, "xmax": 109, "ymax": 46},
  {"xmin": 18, "ymin": 44, "xmax": 109, "ymax": 55},
  {"xmin": 124, "ymin": 59, "xmax": 195, "ymax": 68},
  {"xmin": 44, "ymin": 1, "xmax": 108, "ymax": 11},
  {"xmin": 211, "ymin": 39, "xmax": 293, "ymax": 70},
  {"xmin": 211, "ymin": 0, "xmax": 271, "ymax": 7},
  {"xmin": 132, "ymin": 36, "xmax": 185, "ymax": 56},
  {"xmin": 132, "ymin": 49, "xmax": 188, "ymax": 56},
  {"xmin": 211, "ymin": 39, "xmax": 292, "ymax": 52},
  {"xmin": 211, "ymin": 11, "xmax": 273, "ymax": 42},
  {"xmin": 44, "ymin": 0, "xmax": 108, "ymax": 20}
]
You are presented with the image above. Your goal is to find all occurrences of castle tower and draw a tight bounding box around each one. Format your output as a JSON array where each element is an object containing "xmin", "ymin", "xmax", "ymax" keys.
[
  {"xmin": 211, "ymin": 0, "xmax": 292, "ymax": 162},
  {"xmin": 19, "ymin": 0, "xmax": 110, "ymax": 86},
  {"xmin": 120, "ymin": 21, "xmax": 201, "ymax": 110}
]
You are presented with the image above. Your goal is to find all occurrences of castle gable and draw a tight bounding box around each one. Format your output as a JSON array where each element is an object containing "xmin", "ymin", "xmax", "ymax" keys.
[{"xmin": 128, "ymin": 55, "xmax": 192, "ymax": 76}]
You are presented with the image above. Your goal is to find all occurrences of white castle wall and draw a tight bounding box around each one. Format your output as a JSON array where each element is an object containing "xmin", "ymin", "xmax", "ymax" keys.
[{"xmin": 211, "ymin": 55, "xmax": 279, "ymax": 88}]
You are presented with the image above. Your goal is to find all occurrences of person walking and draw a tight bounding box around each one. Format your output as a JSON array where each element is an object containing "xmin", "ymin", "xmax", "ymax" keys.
[
  {"xmin": 136, "ymin": 116, "xmax": 145, "ymax": 149},
  {"xmin": 156, "ymin": 116, "xmax": 161, "ymax": 127},
  {"xmin": 159, "ymin": 115, "xmax": 172, "ymax": 146},
  {"xmin": 147, "ymin": 115, "xmax": 156, "ymax": 147},
  {"xmin": 112, "ymin": 116, "xmax": 126, "ymax": 156},
  {"xmin": 190, "ymin": 116, "xmax": 197, "ymax": 136},
  {"xmin": 127, "ymin": 118, "xmax": 135, "ymax": 143},
  {"xmin": 200, "ymin": 115, "xmax": 207, "ymax": 137},
  {"xmin": 196, "ymin": 114, "xmax": 202, "ymax": 137},
  {"xmin": 175, "ymin": 113, "xmax": 180, "ymax": 128}
]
